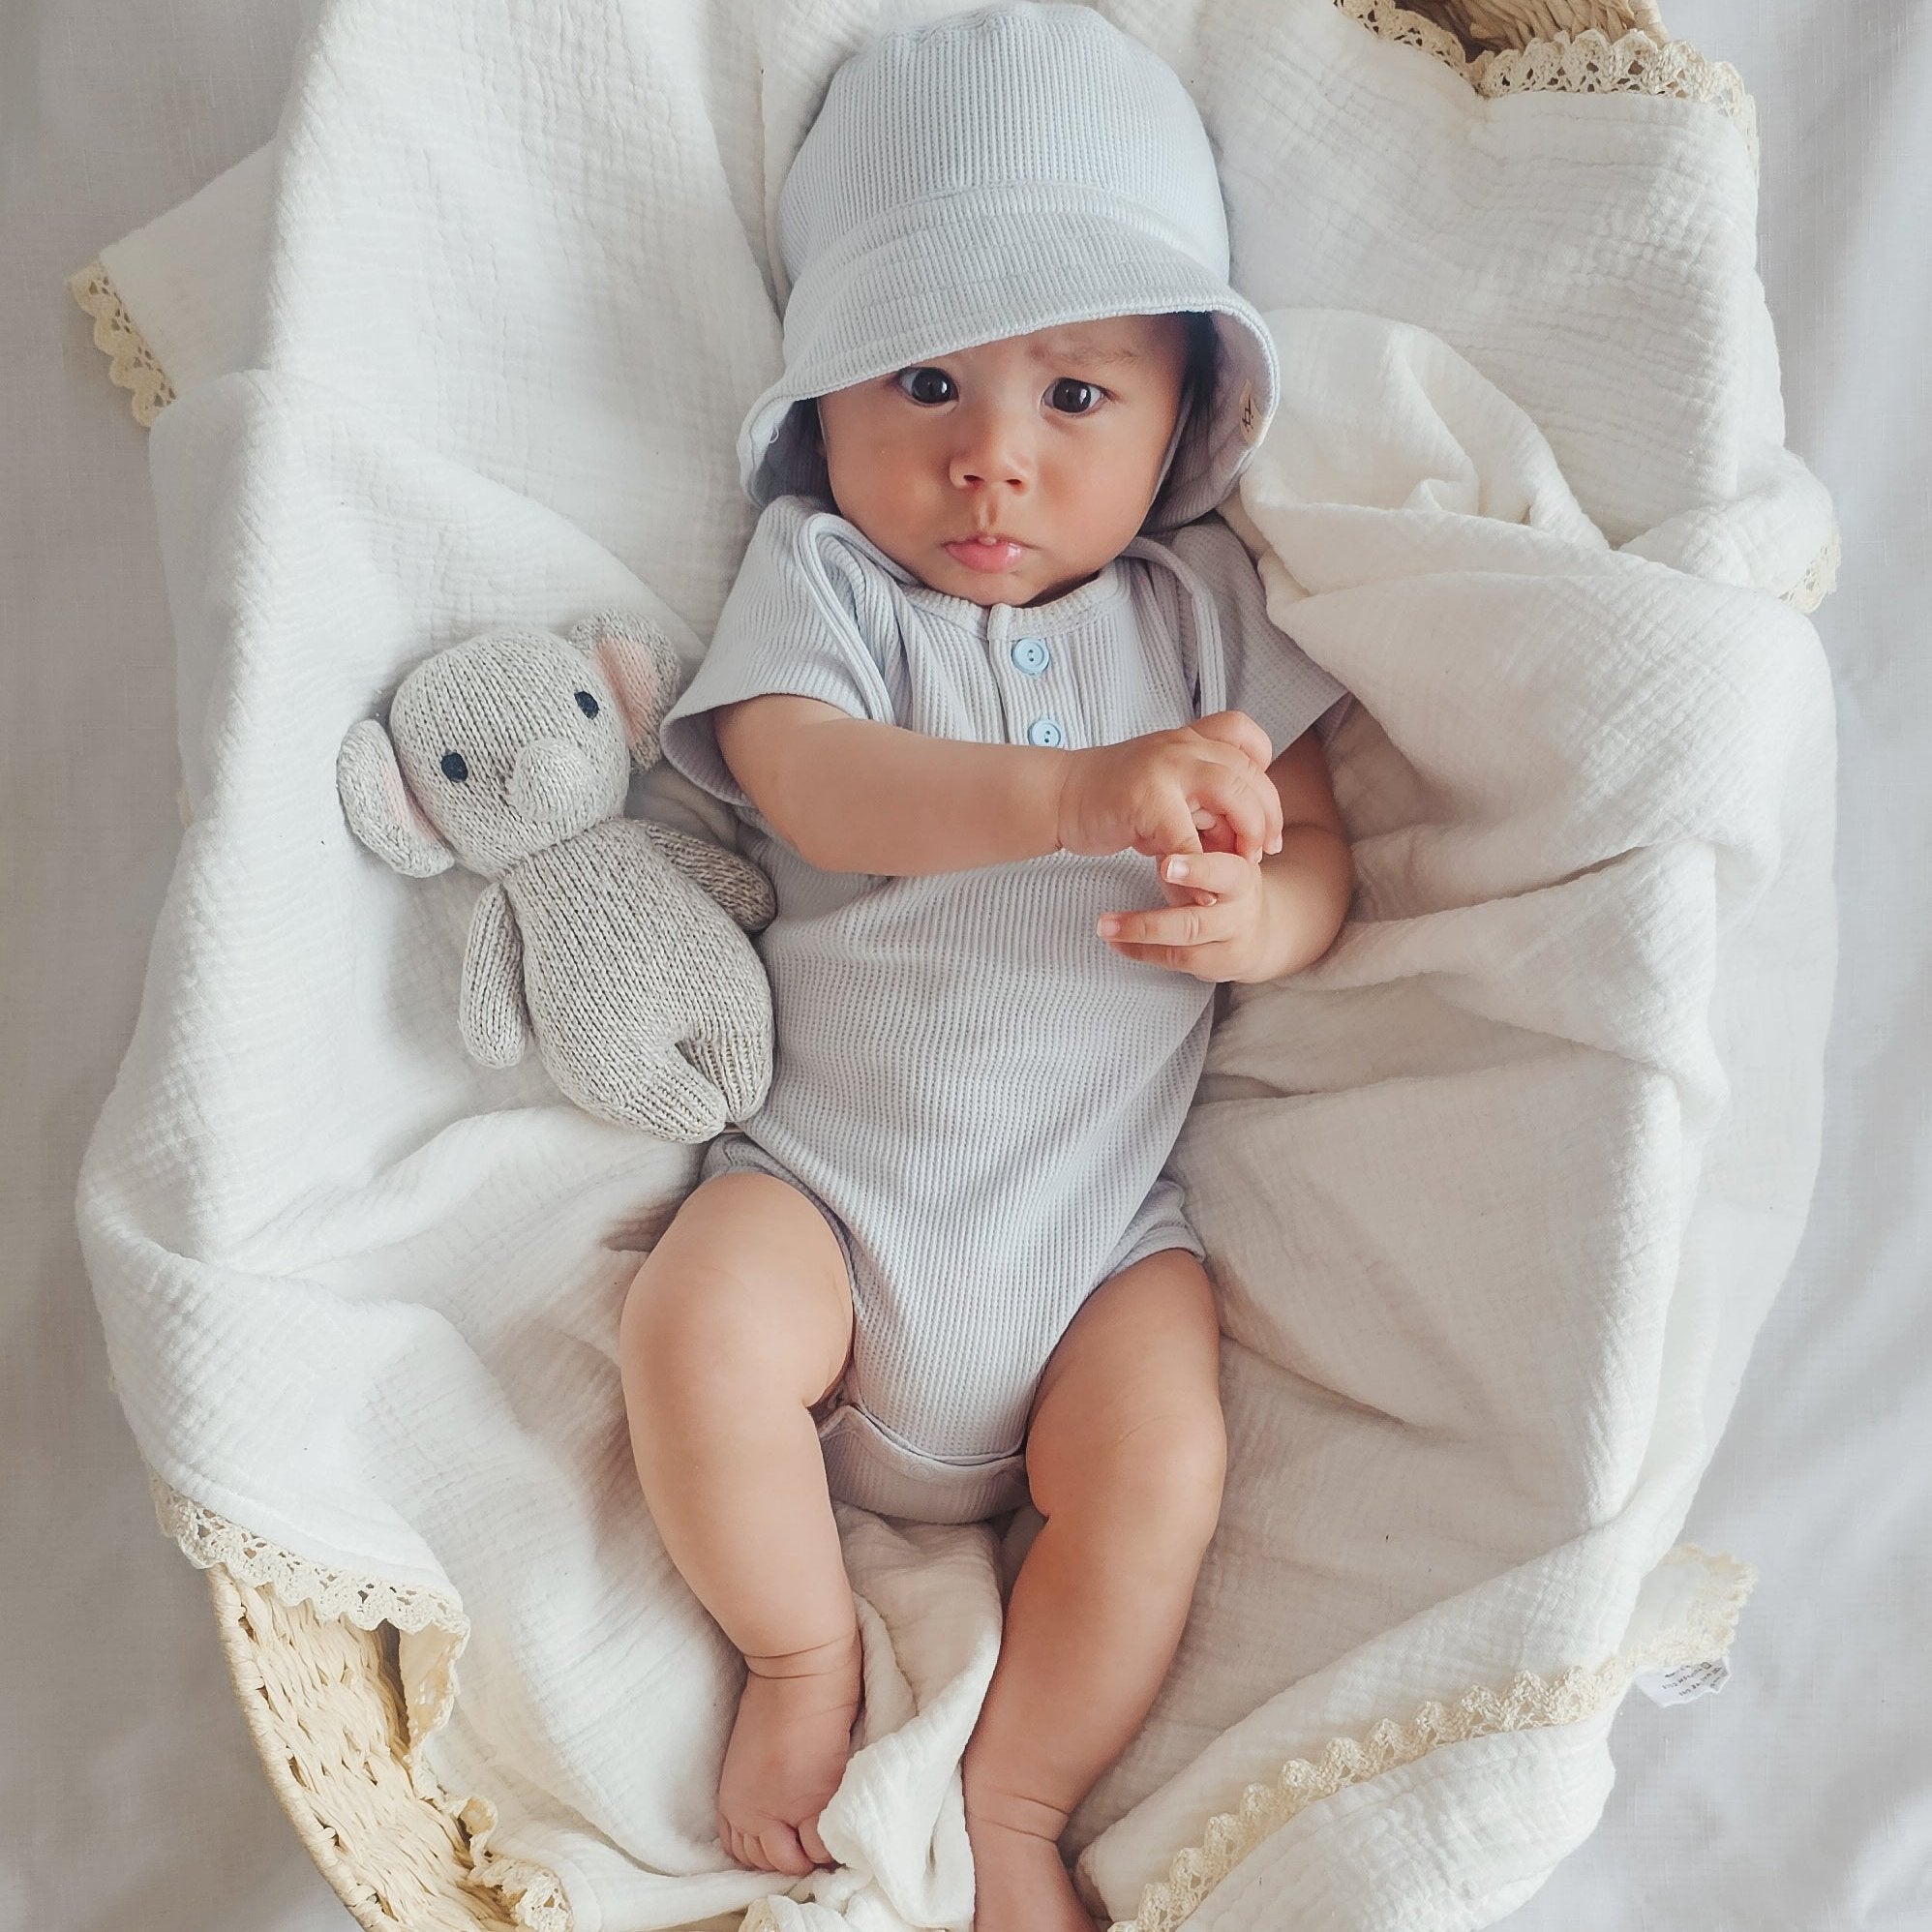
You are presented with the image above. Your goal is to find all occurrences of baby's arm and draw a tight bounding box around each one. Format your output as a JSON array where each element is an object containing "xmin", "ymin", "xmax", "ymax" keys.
[{"xmin": 712, "ymin": 695, "xmax": 1284, "ymax": 878}]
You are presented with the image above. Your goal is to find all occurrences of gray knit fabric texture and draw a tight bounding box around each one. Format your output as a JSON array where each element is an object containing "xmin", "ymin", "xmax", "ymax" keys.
[
  {"xmin": 338, "ymin": 614, "xmax": 777, "ymax": 1141},
  {"xmin": 740, "ymin": 1, "xmax": 1280, "ymax": 532},
  {"xmin": 660, "ymin": 501, "xmax": 1347, "ymax": 1521}
]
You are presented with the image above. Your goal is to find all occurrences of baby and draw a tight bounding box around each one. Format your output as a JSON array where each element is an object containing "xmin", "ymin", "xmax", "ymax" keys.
[{"xmin": 620, "ymin": 7, "xmax": 1351, "ymax": 1926}]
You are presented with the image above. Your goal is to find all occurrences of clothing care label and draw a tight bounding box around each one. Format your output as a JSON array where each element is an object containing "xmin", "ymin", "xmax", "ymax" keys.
[{"xmin": 1634, "ymin": 1655, "xmax": 1733, "ymax": 1707}]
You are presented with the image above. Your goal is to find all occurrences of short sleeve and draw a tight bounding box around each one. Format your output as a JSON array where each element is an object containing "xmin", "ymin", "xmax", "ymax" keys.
[
  {"xmin": 1164, "ymin": 515, "xmax": 1350, "ymax": 757},
  {"xmin": 659, "ymin": 496, "xmax": 898, "ymax": 813}
]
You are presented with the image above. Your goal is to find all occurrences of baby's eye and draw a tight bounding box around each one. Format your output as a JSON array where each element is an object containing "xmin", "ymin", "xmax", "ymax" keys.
[
  {"xmin": 1047, "ymin": 378, "xmax": 1102, "ymax": 415},
  {"xmin": 440, "ymin": 751, "xmax": 469, "ymax": 783},
  {"xmin": 574, "ymin": 689, "xmax": 599, "ymax": 718},
  {"xmin": 894, "ymin": 366, "xmax": 956, "ymax": 406}
]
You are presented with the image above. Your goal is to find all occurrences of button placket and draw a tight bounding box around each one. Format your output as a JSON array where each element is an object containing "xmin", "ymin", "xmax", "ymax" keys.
[
  {"xmin": 1012, "ymin": 620, "xmax": 1070, "ymax": 750},
  {"xmin": 983, "ymin": 606, "xmax": 1075, "ymax": 751}
]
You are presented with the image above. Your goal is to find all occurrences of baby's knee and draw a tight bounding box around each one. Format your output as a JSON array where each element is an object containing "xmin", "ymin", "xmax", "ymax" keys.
[
  {"xmin": 1116, "ymin": 1404, "xmax": 1227, "ymax": 1539},
  {"xmin": 620, "ymin": 1241, "xmax": 831, "ymax": 1407},
  {"xmin": 1036, "ymin": 1400, "xmax": 1226, "ymax": 1547},
  {"xmin": 621, "ymin": 1259, "xmax": 772, "ymax": 1399}
]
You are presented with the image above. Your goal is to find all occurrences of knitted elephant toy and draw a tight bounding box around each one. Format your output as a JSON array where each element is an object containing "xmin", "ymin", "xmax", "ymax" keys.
[{"xmin": 337, "ymin": 611, "xmax": 774, "ymax": 1141}]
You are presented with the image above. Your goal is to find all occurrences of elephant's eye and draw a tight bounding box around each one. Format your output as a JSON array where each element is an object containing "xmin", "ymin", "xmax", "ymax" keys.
[
  {"xmin": 574, "ymin": 689, "xmax": 599, "ymax": 719},
  {"xmin": 440, "ymin": 751, "xmax": 469, "ymax": 782}
]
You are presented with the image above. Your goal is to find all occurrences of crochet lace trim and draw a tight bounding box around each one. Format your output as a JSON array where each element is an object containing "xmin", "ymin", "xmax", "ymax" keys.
[
  {"xmin": 154, "ymin": 1472, "xmax": 468, "ymax": 1637},
  {"xmin": 444, "ymin": 1792, "xmax": 573, "ymax": 1932},
  {"xmin": 1786, "ymin": 522, "xmax": 1841, "ymax": 614},
  {"xmin": 1109, "ymin": 1544, "xmax": 1757, "ymax": 1932},
  {"xmin": 1338, "ymin": 0, "xmax": 1758, "ymax": 163},
  {"xmin": 67, "ymin": 259, "xmax": 175, "ymax": 427}
]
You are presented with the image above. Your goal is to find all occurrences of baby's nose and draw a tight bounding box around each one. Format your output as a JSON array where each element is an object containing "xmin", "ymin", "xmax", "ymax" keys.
[{"xmin": 948, "ymin": 408, "xmax": 1033, "ymax": 493}]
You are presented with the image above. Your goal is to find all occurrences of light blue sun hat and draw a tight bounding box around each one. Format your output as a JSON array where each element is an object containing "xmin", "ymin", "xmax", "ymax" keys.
[{"xmin": 740, "ymin": 2, "xmax": 1279, "ymax": 532}]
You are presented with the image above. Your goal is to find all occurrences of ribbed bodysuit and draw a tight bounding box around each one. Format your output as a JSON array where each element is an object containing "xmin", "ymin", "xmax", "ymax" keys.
[{"xmin": 659, "ymin": 494, "xmax": 1346, "ymax": 1523}]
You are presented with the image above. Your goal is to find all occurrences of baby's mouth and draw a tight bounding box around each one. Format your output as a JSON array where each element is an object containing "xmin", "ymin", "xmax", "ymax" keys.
[{"xmin": 944, "ymin": 535, "xmax": 1029, "ymax": 573}]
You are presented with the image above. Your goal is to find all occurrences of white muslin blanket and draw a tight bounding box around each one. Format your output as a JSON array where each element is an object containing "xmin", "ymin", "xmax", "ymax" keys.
[{"xmin": 76, "ymin": 3, "xmax": 1838, "ymax": 1928}]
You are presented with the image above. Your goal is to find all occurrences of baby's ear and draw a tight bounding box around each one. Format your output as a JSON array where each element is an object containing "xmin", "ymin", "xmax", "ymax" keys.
[
  {"xmin": 337, "ymin": 718, "xmax": 455, "ymax": 876},
  {"xmin": 568, "ymin": 611, "xmax": 684, "ymax": 766}
]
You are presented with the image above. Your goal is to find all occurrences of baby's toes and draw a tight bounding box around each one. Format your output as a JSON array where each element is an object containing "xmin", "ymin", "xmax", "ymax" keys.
[
  {"xmin": 726, "ymin": 1820, "xmax": 772, "ymax": 1872},
  {"xmin": 753, "ymin": 1819, "xmax": 817, "ymax": 1877},
  {"xmin": 720, "ymin": 1799, "xmax": 815, "ymax": 1876},
  {"xmin": 799, "ymin": 1813, "xmax": 831, "ymax": 1868}
]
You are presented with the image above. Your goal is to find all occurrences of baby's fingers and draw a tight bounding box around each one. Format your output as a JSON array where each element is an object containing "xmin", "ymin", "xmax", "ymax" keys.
[
  {"xmin": 1097, "ymin": 899, "xmax": 1235, "ymax": 950},
  {"xmin": 1192, "ymin": 761, "xmax": 1279, "ymax": 862},
  {"xmin": 1135, "ymin": 792, "xmax": 1206, "ymax": 861},
  {"xmin": 1192, "ymin": 812, "xmax": 1242, "ymax": 855},
  {"xmin": 1192, "ymin": 709, "xmax": 1275, "ymax": 773},
  {"xmin": 1159, "ymin": 850, "xmax": 1257, "ymax": 898}
]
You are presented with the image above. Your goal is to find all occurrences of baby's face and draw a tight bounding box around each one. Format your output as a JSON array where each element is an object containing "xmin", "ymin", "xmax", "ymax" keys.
[{"xmin": 813, "ymin": 314, "xmax": 1191, "ymax": 608}]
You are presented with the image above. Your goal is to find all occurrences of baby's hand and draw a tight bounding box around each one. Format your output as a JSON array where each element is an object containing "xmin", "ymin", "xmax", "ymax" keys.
[
  {"xmin": 1096, "ymin": 849, "xmax": 1279, "ymax": 983},
  {"xmin": 1055, "ymin": 711, "xmax": 1283, "ymax": 865}
]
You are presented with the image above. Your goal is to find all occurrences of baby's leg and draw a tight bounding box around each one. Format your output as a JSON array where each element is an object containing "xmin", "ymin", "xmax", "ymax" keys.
[
  {"xmin": 962, "ymin": 1249, "xmax": 1225, "ymax": 1932},
  {"xmin": 619, "ymin": 1170, "xmax": 858, "ymax": 1877}
]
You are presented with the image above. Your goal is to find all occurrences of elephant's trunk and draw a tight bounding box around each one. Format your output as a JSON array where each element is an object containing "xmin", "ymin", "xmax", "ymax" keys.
[{"xmin": 508, "ymin": 737, "xmax": 598, "ymax": 828}]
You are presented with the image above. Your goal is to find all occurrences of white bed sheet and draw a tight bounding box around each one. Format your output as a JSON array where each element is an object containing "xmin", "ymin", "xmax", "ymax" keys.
[{"xmin": 2, "ymin": 4, "xmax": 1923, "ymax": 1929}]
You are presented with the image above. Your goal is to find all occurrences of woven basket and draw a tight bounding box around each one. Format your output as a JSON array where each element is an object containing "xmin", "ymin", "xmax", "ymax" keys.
[
  {"xmin": 208, "ymin": 1570, "xmax": 524, "ymax": 1932},
  {"xmin": 73, "ymin": 3, "xmax": 1777, "ymax": 1926}
]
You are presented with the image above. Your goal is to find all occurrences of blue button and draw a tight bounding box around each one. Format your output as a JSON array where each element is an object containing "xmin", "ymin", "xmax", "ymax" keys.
[
  {"xmin": 1011, "ymin": 636, "xmax": 1050, "ymax": 676},
  {"xmin": 1027, "ymin": 716, "xmax": 1066, "ymax": 748}
]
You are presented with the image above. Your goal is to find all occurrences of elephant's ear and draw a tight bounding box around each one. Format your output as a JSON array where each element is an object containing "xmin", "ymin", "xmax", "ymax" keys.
[
  {"xmin": 337, "ymin": 717, "xmax": 455, "ymax": 877},
  {"xmin": 569, "ymin": 611, "xmax": 684, "ymax": 767}
]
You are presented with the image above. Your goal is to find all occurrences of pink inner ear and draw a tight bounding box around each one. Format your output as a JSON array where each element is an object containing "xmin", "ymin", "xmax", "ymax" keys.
[
  {"xmin": 589, "ymin": 626, "xmax": 673, "ymax": 749},
  {"xmin": 383, "ymin": 753, "xmax": 443, "ymax": 848}
]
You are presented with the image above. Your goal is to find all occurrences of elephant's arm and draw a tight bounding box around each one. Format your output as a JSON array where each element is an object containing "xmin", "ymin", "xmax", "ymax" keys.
[
  {"xmin": 460, "ymin": 884, "xmax": 534, "ymax": 1068},
  {"xmin": 638, "ymin": 822, "xmax": 777, "ymax": 931}
]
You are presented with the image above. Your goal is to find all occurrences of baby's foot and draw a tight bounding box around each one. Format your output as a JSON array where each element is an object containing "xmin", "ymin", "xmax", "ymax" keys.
[
  {"xmin": 717, "ymin": 1627, "xmax": 862, "ymax": 1877},
  {"xmin": 965, "ymin": 1803, "xmax": 1099, "ymax": 1932}
]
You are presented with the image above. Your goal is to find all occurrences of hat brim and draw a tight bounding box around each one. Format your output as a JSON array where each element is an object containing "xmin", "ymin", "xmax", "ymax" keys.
[{"xmin": 739, "ymin": 188, "xmax": 1279, "ymax": 531}]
